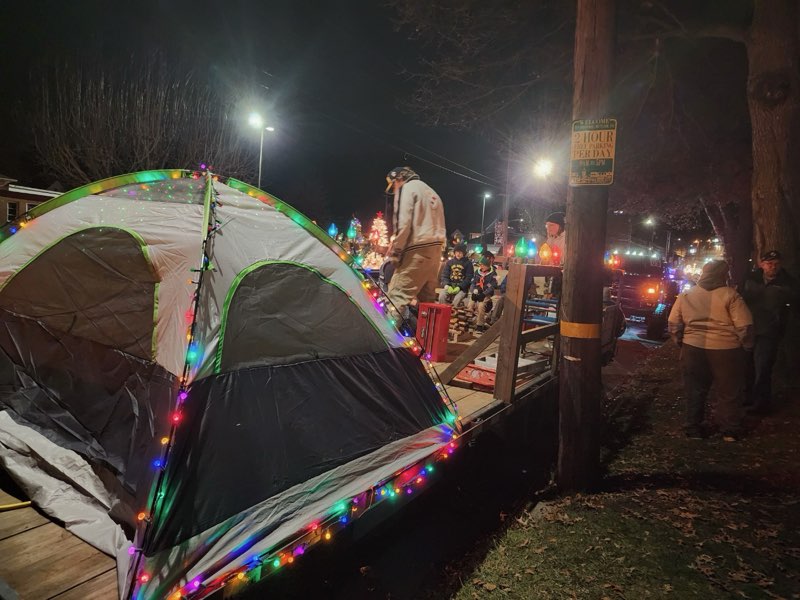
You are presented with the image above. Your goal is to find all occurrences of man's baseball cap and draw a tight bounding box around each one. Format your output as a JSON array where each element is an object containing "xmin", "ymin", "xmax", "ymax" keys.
[
  {"xmin": 385, "ymin": 166, "xmax": 418, "ymax": 192},
  {"xmin": 761, "ymin": 250, "xmax": 781, "ymax": 261}
]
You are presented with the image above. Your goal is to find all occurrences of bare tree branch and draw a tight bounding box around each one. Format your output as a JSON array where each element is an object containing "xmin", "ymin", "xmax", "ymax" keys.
[{"xmin": 31, "ymin": 55, "xmax": 257, "ymax": 187}]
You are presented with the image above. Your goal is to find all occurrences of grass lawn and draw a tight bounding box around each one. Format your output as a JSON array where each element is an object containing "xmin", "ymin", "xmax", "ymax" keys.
[{"xmin": 451, "ymin": 343, "xmax": 800, "ymax": 599}]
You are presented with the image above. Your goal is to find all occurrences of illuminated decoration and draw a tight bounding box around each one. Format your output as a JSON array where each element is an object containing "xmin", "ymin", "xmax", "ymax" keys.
[
  {"xmin": 368, "ymin": 212, "xmax": 389, "ymax": 248},
  {"xmin": 137, "ymin": 259, "xmax": 456, "ymax": 599},
  {"xmin": 129, "ymin": 170, "xmax": 221, "ymax": 597},
  {"xmin": 155, "ymin": 430, "xmax": 459, "ymax": 598},
  {"xmin": 4, "ymin": 169, "xmax": 464, "ymax": 599},
  {"xmin": 515, "ymin": 237, "xmax": 527, "ymax": 257},
  {"xmin": 348, "ymin": 216, "xmax": 362, "ymax": 243},
  {"xmin": 527, "ymin": 240, "xmax": 538, "ymax": 257},
  {"xmin": 539, "ymin": 242, "xmax": 552, "ymax": 263},
  {"xmin": 474, "ymin": 245, "xmax": 483, "ymax": 255},
  {"xmin": 327, "ymin": 223, "xmax": 338, "ymax": 238}
]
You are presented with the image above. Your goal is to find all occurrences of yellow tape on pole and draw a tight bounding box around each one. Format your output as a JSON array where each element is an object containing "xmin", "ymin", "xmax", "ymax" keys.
[{"xmin": 560, "ymin": 320, "xmax": 601, "ymax": 339}]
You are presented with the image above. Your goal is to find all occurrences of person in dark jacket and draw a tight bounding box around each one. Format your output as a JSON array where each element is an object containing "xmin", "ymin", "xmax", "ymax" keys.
[
  {"xmin": 469, "ymin": 257, "xmax": 498, "ymax": 332},
  {"xmin": 741, "ymin": 250, "xmax": 799, "ymax": 413},
  {"xmin": 438, "ymin": 244, "xmax": 473, "ymax": 307}
]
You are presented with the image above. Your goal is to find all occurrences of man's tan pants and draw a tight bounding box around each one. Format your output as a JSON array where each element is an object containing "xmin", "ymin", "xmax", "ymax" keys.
[{"xmin": 387, "ymin": 245, "xmax": 442, "ymax": 311}]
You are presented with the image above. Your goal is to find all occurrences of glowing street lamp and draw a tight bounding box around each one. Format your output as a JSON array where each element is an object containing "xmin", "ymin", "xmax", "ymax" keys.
[
  {"xmin": 248, "ymin": 112, "xmax": 275, "ymax": 189},
  {"xmin": 533, "ymin": 158, "xmax": 554, "ymax": 179}
]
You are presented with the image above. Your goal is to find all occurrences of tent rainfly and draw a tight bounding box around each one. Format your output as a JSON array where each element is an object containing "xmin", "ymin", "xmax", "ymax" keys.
[{"xmin": 0, "ymin": 170, "xmax": 458, "ymax": 599}]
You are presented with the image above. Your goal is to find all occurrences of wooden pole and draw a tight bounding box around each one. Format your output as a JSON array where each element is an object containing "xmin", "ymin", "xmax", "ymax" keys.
[{"xmin": 557, "ymin": 0, "xmax": 615, "ymax": 492}]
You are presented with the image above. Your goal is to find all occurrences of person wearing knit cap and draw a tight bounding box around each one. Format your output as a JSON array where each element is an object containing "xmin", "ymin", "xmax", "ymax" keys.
[
  {"xmin": 668, "ymin": 259, "xmax": 754, "ymax": 441},
  {"xmin": 741, "ymin": 249, "xmax": 799, "ymax": 413},
  {"xmin": 544, "ymin": 212, "xmax": 566, "ymax": 267}
]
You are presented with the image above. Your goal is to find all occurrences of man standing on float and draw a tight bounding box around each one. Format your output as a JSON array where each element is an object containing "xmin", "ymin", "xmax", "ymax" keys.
[{"xmin": 384, "ymin": 166, "xmax": 447, "ymax": 328}]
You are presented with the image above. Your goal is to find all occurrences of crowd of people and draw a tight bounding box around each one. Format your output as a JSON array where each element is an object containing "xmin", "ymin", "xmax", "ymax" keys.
[
  {"xmin": 375, "ymin": 163, "xmax": 797, "ymax": 441},
  {"xmin": 668, "ymin": 251, "xmax": 798, "ymax": 441},
  {"xmin": 378, "ymin": 165, "xmax": 566, "ymax": 334}
]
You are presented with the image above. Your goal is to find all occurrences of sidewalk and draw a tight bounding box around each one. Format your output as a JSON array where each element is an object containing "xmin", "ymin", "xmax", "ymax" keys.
[{"xmin": 451, "ymin": 343, "xmax": 800, "ymax": 599}]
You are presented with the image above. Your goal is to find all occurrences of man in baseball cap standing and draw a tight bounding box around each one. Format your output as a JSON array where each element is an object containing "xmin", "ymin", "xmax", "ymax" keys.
[
  {"xmin": 741, "ymin": 250, "xmax": 799, "ymax": 413},
  {"xmin": 384, "ymin": 167, "xmax": 447, "ymax": 328}
]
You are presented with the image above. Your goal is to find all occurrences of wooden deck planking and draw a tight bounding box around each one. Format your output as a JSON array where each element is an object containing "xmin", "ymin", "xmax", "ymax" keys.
[
  {"xmin": 453, "ymin": 389, "xmax": 496, "ymax": 420},
  {"xmin": 0, "ymin": 490, "xmax": 49, "ymax": 542},
  {"xmin": 0, "ymin": 520, "xmax": 115, "ymax": 600},
  {"xmin": 436, "ymin": 328, "xmax": 553, "ymax": 428},
  {"xmin": 51, "ymin": 568, "xmax": 118, "ymax": 600}
]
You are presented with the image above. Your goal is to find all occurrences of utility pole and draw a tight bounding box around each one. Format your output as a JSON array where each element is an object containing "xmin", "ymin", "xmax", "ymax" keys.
[
  {"xmin": 558, "ymin": 0, "xmax": 615, "ymax": 491},
  {"xmin": 502, "ymin": 136, "xmax": 512, "ymax": 258}
]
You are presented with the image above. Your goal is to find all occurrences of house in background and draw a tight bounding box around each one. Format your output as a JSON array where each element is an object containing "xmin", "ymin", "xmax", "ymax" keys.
[{"xmin": 0, "ymin": 175, "xmax": 59, "ymax": 223}]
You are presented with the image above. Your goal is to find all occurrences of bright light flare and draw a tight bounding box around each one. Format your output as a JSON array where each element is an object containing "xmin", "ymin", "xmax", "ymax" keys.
[
  {"xmin": 248, "ymin": 113, "xmax": 264, "ymax": 129},
  {"xmin": 533, "ymin": 158, "xmax": 554, "ymax": 179}
]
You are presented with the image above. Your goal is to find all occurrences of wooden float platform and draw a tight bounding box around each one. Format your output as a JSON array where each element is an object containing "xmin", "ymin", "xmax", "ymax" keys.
[{"xmin": 0, "ymin": 475, "xmax": 117, "ymax": 600}]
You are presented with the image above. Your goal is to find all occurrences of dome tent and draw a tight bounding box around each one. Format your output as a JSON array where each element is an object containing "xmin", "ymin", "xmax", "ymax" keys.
[{"xmin": 0, "ymin": 169, "xmax": 458, "ymax": 598}]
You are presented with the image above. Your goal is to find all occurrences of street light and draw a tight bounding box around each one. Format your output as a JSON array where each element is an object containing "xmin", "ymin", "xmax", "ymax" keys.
[
  {"xmin": 533, "ymin": 158, "xmax": 554, "ymax": 179},
  {"xmin": 481, "ymin": 192, "xmax": 491, "ymax": 249},
  {"xmin": 248, "ymin": 112, "xmax": 275, "ymax": 189}
]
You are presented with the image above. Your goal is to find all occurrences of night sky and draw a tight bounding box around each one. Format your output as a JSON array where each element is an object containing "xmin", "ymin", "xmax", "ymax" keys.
[{"xmin": 0, "ymin": 0, "xmax": 501, "ymax": 234}]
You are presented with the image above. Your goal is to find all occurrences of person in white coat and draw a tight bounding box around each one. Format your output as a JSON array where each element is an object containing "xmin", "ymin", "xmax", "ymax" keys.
[
  {"xmin": 384, "ymin": 167, "xmax": 446, "ymax": 324},
  {"xmin": 668, "ymin": 259, "xmax": 754, "ymax": 441}
]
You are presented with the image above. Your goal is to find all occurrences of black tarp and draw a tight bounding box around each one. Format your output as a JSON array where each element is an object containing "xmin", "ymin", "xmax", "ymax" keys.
[
  {"xmin": 0, "ymin": 313, "xmax": 174, "ymax": 524},
  {"xmin": 219, "ymin": 262, "xmax": 388, "ymax": 371},
  {"xmin": 147, "ymin": 348, "xmax": 445, "ymax": 552}
]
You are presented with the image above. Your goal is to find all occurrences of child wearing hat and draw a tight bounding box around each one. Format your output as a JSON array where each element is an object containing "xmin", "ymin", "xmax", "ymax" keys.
[
  {"xmin": 438, "ymin": 243, "xmax": 473, "ymax": 307},
  {"xmin": 468, "ymin": 256, "xmax": 499, "ymax": 332}
]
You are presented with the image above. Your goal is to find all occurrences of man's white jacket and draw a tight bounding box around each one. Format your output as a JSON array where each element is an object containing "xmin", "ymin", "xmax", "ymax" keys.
[{"xmin": 390, "ymin": 179, "xmax": 447, "ymax": 257}]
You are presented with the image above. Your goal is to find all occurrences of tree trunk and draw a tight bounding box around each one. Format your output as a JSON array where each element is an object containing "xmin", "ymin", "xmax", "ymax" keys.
[
  {"xmin": 558, "ymin": 0, "xmax": 615, "ymax": 492},
  {"xmin": 746, "ymin": 0, "xmax": 800, "ymax": 276},
  {"xmin": 700, "ymin": 197, "xmax": 752, "ymax": 287}
]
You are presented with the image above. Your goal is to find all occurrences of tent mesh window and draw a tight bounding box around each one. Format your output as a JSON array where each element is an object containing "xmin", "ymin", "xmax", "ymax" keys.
[
  {"xmin": 218, "ymin": 262, "xmax": 388, "ymax": 371},
  {"xmin": 0, "ymin": 227, "xmax": 159, "ymax": 359}
]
